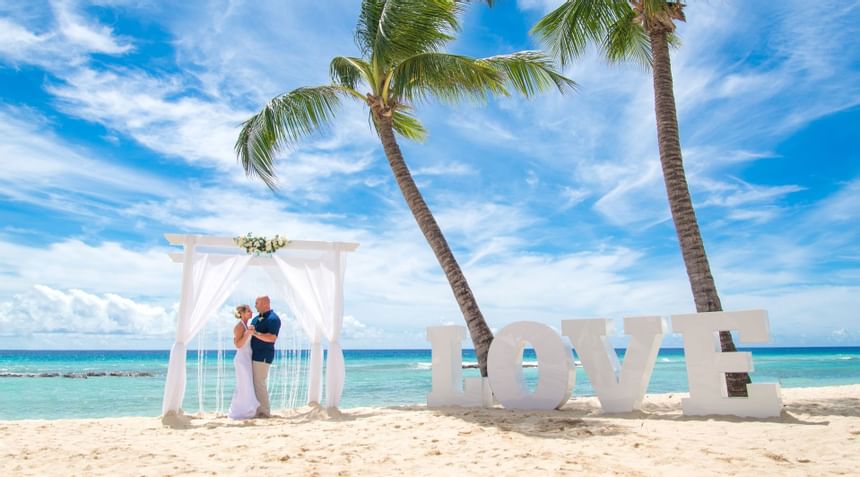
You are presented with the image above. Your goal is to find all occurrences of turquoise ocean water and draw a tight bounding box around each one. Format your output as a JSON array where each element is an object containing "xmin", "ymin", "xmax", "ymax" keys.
[{"xmin": 1, "ymin": 347, "xmax": 858, "ymax": 420}]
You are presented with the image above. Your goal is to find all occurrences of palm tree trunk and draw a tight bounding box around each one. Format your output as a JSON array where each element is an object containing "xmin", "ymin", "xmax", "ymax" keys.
[
  {"xmin": 648, "ymin": 27, "xmax": 750, "ymax": 397},
  {"xmin": 374, "ymin": 111, "xmax": 494, "ymax": 377}
]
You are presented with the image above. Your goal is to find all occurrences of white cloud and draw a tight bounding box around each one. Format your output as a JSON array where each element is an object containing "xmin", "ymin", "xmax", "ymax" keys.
[
  {"xmin": 0, "ymin": 17, "xmax": 50, "ymax": 60},
  {"xmin": 0, "ymin": 239, "xmax": 178, "ymax": 298},
  {"xmin": 560, "ymin": 186, "xmax": 589, "ymax": 210},
  {"xmin": 433, "ymin": 200, "xmax": 538, "ymax": 255},
  {"xmin": 515, "ymin": 0, "xmax": 564, "ymax": 14},
  {"xmin": 0, "ymin": 285, "xmax": 173, "ymax": 336},
  {"xmin": 413, "ymin": 161, "xmax": 476, "ymax": 177},
  {"xmin": 341, "ymin": 314, "xmax": 385, "ymax": 341},
  {"xmin": 698, "ymin": 180, "xmax": 804, "ymax": 209},
  {"xmin": 809, "ymin": 178, "xmax": 860, "ymax": 226},
  {"xmin": 53, "ymin": 0, "xmax": 132, "ymax": 55},
  {"xmin": 727, "ymin": 286, "xmax": 860, "ymax": 345},
  {"xmin": 0, "ymin": 1, "xmax": 131, "ymax": 68}
]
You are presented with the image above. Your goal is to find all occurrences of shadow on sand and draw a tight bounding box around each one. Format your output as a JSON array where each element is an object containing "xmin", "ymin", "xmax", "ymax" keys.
[
  {"xmin": 390, "ymin": 404, "xmax": 627, "ymax": 440},
  {"xmin": 161, "ymin": 404, "xmax": 383, "ymax": 430},
  {"xmin": 161, "ymin": 393, "xmax": 856, "ymax": 434},
  {"xmin": 383, "ymin": 390, "xmax": 859, "ymax": 436}
]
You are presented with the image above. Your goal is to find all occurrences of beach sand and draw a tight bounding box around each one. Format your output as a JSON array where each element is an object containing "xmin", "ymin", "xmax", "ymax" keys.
[{"xmin": 1, "ymin": 385, "xmax": 858, "ymax": 476}]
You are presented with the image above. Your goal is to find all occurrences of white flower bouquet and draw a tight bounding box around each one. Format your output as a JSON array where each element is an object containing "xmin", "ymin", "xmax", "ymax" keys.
[{"xmin": 233, "ymin": 233, "xmax": 289, "ymax": 255}]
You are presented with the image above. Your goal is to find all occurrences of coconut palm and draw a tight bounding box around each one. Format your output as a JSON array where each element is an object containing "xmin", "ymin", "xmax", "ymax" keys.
[
  {"xmin": 236, "ymin": 0, "xmax": 574, "ymax": 377},
  {"xmin": 532, "ymin": 0, "xmax": 750, "ymax": 395}
]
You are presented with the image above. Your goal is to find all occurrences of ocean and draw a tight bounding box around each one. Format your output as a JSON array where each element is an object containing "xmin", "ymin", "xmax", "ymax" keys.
[{"xmin": 1, "ymin": 347, "xmax": 858, "ymax": 420}]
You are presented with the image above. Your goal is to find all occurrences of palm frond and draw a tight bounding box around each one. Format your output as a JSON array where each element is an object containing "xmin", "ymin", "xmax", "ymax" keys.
[
  {"xmin": 330, "ymin": 56, "xmax": 374, "ymax": 90},
  {"xmin": 366, "ymin": 106, "xmax": 427, "ymax": 142},
  {"xmin": 356, "ymin": 0, "xmax": 385, "ymax": 56},
  {"xmin": 235, "ymin": 86, "xmax": 349, "ymax": 189},
  {"xmin": 480, "ymin": 51, "xmax": 576, "ymax": 97},
  {"xmin": 388, "ymin": 52, "xmax": 505, "ymax": 105},
  {"xmin": 641, "ymin": 0, "xmax": 686, "ymax": 25},
  {"xmin": 667, "ymin": 31, "xmax": 681, "ymax": 48},
  {"xmin": 604, "ymin": 8, "xmax": 651, "ymax": 67},
  {"xmin": 391, "ymin": 109, "xmax": 427, "ymax": 141},
  {"xmin": 531, "ymin": 0, "xmax": 631, "ymax": 67},
  {"xmin": 355, "ymin": 0, "xmax": 462, "ymax": 69}
]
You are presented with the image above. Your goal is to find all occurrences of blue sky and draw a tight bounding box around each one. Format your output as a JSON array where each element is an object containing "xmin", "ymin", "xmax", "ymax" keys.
[{"xmin": 0, "ymin": 0, "xmax": 858, "ymax": 350}]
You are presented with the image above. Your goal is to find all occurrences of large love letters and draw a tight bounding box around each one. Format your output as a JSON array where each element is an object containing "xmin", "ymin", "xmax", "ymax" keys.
[{"xmin": 427, "ymin": 310, "xmax": 782, "ymax": 418}]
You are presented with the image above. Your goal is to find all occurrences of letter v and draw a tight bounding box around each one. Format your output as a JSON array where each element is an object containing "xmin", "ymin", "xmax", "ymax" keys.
[{"xmin": 562, "ymin": 317, "xmax": 666, "ymax": 413}]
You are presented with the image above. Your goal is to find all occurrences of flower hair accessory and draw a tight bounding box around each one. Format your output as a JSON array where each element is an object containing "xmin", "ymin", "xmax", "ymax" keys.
[{"xmin": 233, "ymin": 234, "xmax": 289, "ymax": 255}]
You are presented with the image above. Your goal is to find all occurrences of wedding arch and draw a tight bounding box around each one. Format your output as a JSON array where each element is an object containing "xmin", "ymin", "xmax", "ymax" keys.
[{"xmin": 161, "ymin": 233, "xmax": 359, "ymax": 416}]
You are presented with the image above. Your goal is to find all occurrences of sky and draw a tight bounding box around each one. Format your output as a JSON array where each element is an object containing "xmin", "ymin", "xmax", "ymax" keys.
[{"xmin": 0, "ymin": 0, "xmax": 858, "ymax": 350}]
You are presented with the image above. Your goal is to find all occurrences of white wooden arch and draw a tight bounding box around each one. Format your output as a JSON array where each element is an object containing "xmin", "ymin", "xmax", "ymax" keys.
[{"xmin": 161, "ymin": 233, "xmax": 359, "ymax": 416}]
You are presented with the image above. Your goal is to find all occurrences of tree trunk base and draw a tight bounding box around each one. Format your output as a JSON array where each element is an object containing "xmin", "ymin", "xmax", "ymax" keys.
[{"xmin": 720, "ymin": 330, "xmax": 751, "ymax": 397}]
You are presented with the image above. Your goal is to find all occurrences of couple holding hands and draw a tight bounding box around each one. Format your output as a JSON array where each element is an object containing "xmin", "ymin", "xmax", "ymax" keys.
[{"xmin": 227, "ymin": 295, "xmax": 280, "ymax": 420}]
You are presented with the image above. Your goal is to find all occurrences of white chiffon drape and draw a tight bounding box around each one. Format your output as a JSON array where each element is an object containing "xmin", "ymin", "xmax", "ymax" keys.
[
  {"xmin": 162, "ymin": 251, "xmax": 252, "ymax": 415},
  {"xmin": 270, "ymin": 249, "xmax": 347, "ymax": 409}
]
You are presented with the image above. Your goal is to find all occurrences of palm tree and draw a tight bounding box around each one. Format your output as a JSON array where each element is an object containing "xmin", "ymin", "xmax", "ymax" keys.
[
  {"xmin": 532, "ymin": 0, "xmax": 750, "ymax": 396},
  {"xmin": 236, "ymin": 0, "xmax": 574, "ymax": 377}
]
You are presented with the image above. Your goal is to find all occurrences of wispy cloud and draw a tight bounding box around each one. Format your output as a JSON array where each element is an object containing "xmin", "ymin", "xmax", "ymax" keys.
[
  {"xmin": 0, "ymin": 0, "xmax": 132, "ymax": 67},
  {"xmin": 0, "ymin": 105, "xmax": 172, "ymax": 220}
]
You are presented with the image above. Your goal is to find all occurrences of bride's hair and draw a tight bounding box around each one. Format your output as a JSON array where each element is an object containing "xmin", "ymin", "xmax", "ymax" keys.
[{"xmin": 233, "ymin": 305, "xmax": 250, "ymax": 319}]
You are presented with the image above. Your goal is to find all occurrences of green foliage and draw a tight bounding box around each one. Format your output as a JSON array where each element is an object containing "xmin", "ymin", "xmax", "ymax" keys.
[
  {"xmin": 235, "ymin": 86, "xmax": 347, "ymax": 189},
  {"xmin": 391, "ymin": 109, "xmax": 428, "ymax": 141},
  {"xmin": 239, "ymin": 0, "xmax": 573, "ymax": 189},
  {"xmin": 532, "ymin": 0, "xmax": 683, "ymax": 68},
  {"xmin": 356, "ymin": 0, "xmax": 462, "ymax": 69},
  {"xmin": 604, "ymin": 7, "xmax": 652, "ymax": 67},
  {"xmin": 481, "ymin": 51, "xmax": 577, "ymax": 97},
  {"xmin": 330, "ymin": 56, "xmax": 373, "ymax": 91},
  {"xmin": 389, "ymin": 52, "xmax": 505, "ymax": 104}
]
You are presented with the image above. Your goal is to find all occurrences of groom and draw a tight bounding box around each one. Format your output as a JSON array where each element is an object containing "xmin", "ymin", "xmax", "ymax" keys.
[{"xmin": 250, "ymin": 295, "xmax": 280, "ymax": 418}]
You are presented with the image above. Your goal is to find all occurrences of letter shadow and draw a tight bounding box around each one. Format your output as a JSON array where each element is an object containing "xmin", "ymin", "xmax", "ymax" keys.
[{"xmin": 397, "ymin": 404, "xmax": 627, "ymax": 440}]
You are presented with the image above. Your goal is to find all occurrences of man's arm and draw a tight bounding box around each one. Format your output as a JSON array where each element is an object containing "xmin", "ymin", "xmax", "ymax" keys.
[
  {"xmin": 258, "ymin": 317, "xmax": 280, "ymax": 343},
  {"xmin": 253, "ymin": 331, "xmax": 277, "ymax": 343}
]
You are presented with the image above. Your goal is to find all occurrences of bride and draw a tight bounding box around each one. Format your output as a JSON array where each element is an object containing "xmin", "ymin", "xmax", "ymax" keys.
[{"xmin": 228, "ymin": 304, "xmax": 260, "ymax": 419}]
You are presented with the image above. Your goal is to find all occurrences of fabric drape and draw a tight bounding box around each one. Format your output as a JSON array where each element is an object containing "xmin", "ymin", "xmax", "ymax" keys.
[
  {"xmin": 271, "ymin": 249, "xmax": 347, "ymax": 408},
  {"xmin": 162, "ymin": 252, "xmax": 252, "ymax": 415}
]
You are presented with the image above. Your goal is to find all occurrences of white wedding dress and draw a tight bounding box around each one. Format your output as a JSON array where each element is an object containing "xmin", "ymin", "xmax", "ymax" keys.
[{"xmin": 228, "ymin": 321, "xmax": 260, "ymax": 419}]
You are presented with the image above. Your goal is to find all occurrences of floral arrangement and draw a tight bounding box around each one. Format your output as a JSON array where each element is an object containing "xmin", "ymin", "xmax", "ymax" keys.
[{"xmin": 233, "ymin": 234, "xmax": 289, "ymax": 255}]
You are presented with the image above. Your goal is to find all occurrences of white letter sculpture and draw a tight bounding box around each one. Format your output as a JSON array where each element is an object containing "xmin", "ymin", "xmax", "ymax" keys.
[
  {"xmin": 426, "ymin": 326, "xmax": 492, "ymax": 407},
  {"xmin": 672, "ymin": 310, "xmax": 782, "ymax": 418},
  {"xmin": 488, "ymin": 321, "xmax": 574, "ymax": 410},
  {"xmin": 562, "ymin": 316, "xmax": 666, "ymax": 413}
]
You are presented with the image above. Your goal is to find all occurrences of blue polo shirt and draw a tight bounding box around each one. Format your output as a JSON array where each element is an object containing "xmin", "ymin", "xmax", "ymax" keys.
[{"xmin": 250, "ymin": 310, "xmax": 281, "ymax": 363}]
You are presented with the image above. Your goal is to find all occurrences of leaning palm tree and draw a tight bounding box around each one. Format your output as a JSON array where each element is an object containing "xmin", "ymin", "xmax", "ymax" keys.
[
  {"xmin": 532, "ymin": 0, "xmax": 750, "ymax": 396},
  {"xmin": 236, "ymin": 0, "xmax": 574, "ymax": 377}
]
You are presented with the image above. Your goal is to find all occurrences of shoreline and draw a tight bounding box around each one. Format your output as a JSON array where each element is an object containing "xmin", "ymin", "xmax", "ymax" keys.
[{"xmin": 2, "ymin": 385, "xmax": 858, "ymax": 476}]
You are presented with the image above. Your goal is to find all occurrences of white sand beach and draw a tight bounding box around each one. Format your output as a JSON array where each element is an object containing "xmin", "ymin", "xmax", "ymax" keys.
[{"xmin": 2, "ymin": 385, "xmax": 858, "ymax": 476}]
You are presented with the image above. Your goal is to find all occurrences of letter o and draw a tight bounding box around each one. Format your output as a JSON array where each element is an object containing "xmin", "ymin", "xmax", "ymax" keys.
[{"xmin": 488, "ymin": 321, "xmax": 575, "ymax": 410}]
